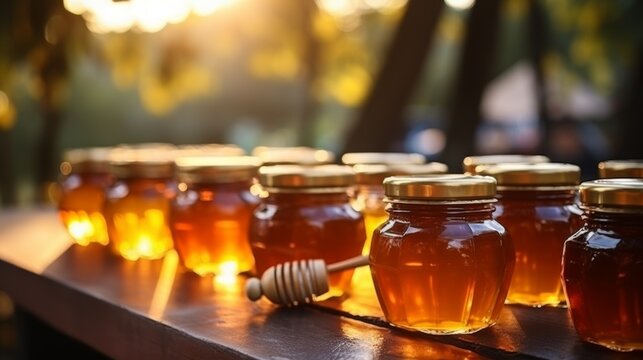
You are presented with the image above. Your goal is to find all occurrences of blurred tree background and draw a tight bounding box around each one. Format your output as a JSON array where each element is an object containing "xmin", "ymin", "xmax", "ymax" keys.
[{"xmin": 0, "ymin": 0, "xmax": 642, "ymax": 207}]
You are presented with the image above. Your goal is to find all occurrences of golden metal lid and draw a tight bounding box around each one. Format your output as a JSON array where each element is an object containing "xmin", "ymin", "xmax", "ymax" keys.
[
  {"xmin": 109, "ymin": 144, "xmax": 176, "ymax": 179},
  {"xmin": 463, "ymin": 154, "xmax": 550, "ymax": 174},
  {"xmin": 353, "ymin": 163, "xmax": 449, "ymax": 185},
  {"xmin": 384, "ymin": 174, "xmax": 496, "ymax": 200},
  {"xmin": 61, "ymin": 147, "xmax": 112, "ymax": 174},
  {"xmin": 175, "ymin": 156, "xmax": 260, "ymax": 183},
  {"xmin": 598, "ymin": 160, "xmax": 643, "ymax": 179},
  {"xmin": 475, "ymin": 163, "xmax": 580, "ymax": 187},
  {"xmin": 341, "ymin": 152, "xmax": 426, "ymax": 165},
  {"xmin": 252, "ymin": 146, "xmax": 335, "ymax": 165},
  {"xmin": 259, "ymin": 165, "xmax": 355, "ymax": 190},
  {"xmin": 580, "ymin": 179, "xmax": 643, "ymax": 210}
]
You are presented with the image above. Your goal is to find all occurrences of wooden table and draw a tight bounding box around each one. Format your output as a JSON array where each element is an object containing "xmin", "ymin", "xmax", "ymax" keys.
[{"xmin": 0, "ymin": 208, "xmax": 639, "ymax": 359}]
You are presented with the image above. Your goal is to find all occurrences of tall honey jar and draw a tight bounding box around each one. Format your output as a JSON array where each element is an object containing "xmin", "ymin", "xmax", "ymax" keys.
[
  {"xmin": 102, "ymin": 145, "xmax": 176, "ymax": 260},
  {"xmin": 370, "ymin": 175, "xmax": 514, "ymax": 334},
  {"xmin": 249, "ymin": 165, "xmax": 365, "ymax": 297},
  {"xmin": 463, "ymin": 154, "xmax": 550, "ymax": 174},
  {"xmin": 477, "ymin": 163, "xmax": 582, "ymax": 307},
  {"xmin": 352, "ymin": 163, "xmax": 448, "ymax": 255},
  {"xmin": 170, "ymin": 156, "xmax": 260, "ymax": 276},
  {"xmin": 562, "ymin": 178, "xmax": 643, "ymax": 352},
  {"xmin": 58, "ymin": 147, "xmax": 113, "ymax": 246},
  {"xmin": 251, "ymin": 146, "xmax": 335, "ymax": 165},
  {"xmin": 598, "ymin": 160, "xmax": 643, "ymax": 178}
]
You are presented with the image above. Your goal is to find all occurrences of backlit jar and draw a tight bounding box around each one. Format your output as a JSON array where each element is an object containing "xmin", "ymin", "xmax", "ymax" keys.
[
  {"xmin": 250, "ymin": 165, "xmax": 365, "ymax": 297},
  {"xmin": 170, "ymin": 156, "xmax": 260, "ymax": 276},
  {"xmin": 562, "ymin": 179, "xmax": 643, "ymax": 352},
  {"xmin": 352, "ymin": 163, "xmax": 448, "ymax": 255},
  {"xmin": 370, "ymin": 175, "xmax": 514, "ymax": 334},
  {"xmin": 463, "ymin": 154, "xmax": 550, "ymax": 175},
  {"xmin": 103, "ymin": 146, "xmax": 176, "ymax": 260},
  {"xmin": 598, "ymin": 160, "xmax": 643, "ymax": 178},
  {"xmin": 58, "ymin": 147, "xmax": 113, "ymax": 246},
  {"xmin": 477, "ymin": 163, "xmax": 582, "ymax": 307}
]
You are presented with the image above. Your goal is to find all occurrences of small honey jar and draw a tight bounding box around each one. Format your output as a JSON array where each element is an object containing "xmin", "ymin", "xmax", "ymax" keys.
[
  {"xmin": 477, "ymin": 163, "xmax": 582, "ymax": 307},
  {"xmin": 58, "ymin": 147, "xmax": 113, "ymax": 246},
  {"xmin": 251, "ymin": 146, "xmax": 335, "ymax": 165},
  {"xmin": 351, "ymin": 163, "xmax": 448, "ymax": 255},
  {"xmin": 370, "ymin": 175, "xmax": 514, "ymax": 334},
  {"xmin": 598, "ymin": 160, "xmax": 643, "ymax": 178},
  {"xmin": 249, "ymin": 165, "xmax": 365, "ymax": 297},
  {"xmin": 341, "ymin": 152, "xmax": 426, "ymax": 166},
  {"xmin": 463, "ymin": 154, "xmax": 550, "ymax": 174},
  {"xmin": 102, "ymin": 145, "xmax": 176, "ymax": 261},
  {"xmin": 170, "ymin": 156, "xmax": 260, "ymax": 276},
  {"xmin": 562, "ymin": 179, "xmax": 643, "ymax": 352}
]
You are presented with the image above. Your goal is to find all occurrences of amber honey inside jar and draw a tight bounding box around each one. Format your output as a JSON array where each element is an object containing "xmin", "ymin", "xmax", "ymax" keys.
[
  {"xmin": 598, "ymin": 160, "xmax": 643, "ymax": 178},
  {"xmin": 58, "ymin": 147, "xmax": 113, "ymax": 246},
  {"xmin": 562, "ymin": 179, "xmax": 643, "ymax": 352},
  {"xmin": 477, "ymin": 163, "xmax": 582, "ymax": 307},
  {"xmin": 170, "ymin": 156, "xmax": 260, "ymax": 276},
  {"xmin": 249, "ymin": 165, "xmax": 365, "ymax": 297},
  {"xmin": 463, "ymin": 154, "xmax": 550, "ymax": 175},
  {"xmin": 370, "ymin": 175, "xmax": 514, "ymax": 334},
  {"xmin": 103, "ymin": 145, "xmax": 176, "ymax": 260}
]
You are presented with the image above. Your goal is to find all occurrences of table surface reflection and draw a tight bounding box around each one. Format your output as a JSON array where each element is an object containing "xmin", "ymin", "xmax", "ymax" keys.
[{"xmin": 0, "ymin": 208, "xmax": 639, "ymax": 359}]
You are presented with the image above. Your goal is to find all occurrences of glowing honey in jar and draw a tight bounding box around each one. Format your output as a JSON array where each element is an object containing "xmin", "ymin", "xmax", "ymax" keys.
[
  {"xmin": 170, "ymin": 156, "xmax": 260, "ymax": 276},
  {"xmin": 370, "ymin": 175, "xmax": 514, "ymax": 334},
  {"xmin": 598, "ymin": 160, "xmax": 643, "ymax": 178},
  {"xmin": 102, "ymin": 145, "xmax": 176, "ymax": 260},
  {"xmin": 562, "ymin": 179, "xmax": 643, "ymax": 352},
  {"xmin": 463, "ymin": 154, "xmax": 550, "ymax": 175},
  {"xmin": 477, "ymin": 163, "xmax": 582, "ymax": 307},
  {"xmin": 58, "ymin": 147, "xmax": 113, "ymax": 246},
  {"xmin": 249, "ymin": 165, "xmax": 366, "ymax": 297}
]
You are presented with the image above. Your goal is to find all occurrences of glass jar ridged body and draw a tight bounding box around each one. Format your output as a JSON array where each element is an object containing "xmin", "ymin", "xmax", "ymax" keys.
[
  {"xmin": 353, "ymin": 185, "xmax": 388, "ymax": 255},
  {"xmin": 171, "ymin": 181, "xmax": 259, "ymax": 276},
  {"xmin": 370, "ymin": 201, "xmax": 514, "ymax": 334},
  {"xmin": 495, "ymin": 189, "xmax": 582, "ymax": 306}
]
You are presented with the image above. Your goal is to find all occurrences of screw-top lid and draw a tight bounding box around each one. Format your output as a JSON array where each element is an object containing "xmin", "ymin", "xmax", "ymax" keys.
[
  {"xmin": 252, "ymin": 146, "xmax": 335, "ymax": 165},
  {"xmin": 475, "ymin": 163, "xmax": 580, "ymax": 187},
  {"xmin": 175, "ymin": 156, "xmax": 260, "ymax": 183},
  {"xmin": 463, "ymin": 154, "xmax": 550, "ymax": 174},
  {"xmin": 579, "ymin": 178, "xmax": 643, "ymax": 211},
  {"xmin": 109, "ymin": 143, "xmax": 177, "ymax": 179},
  {"xmin": 341, "ymin": 152, "xmax": 426, "ymax": 165},
  {"xmin": 384, "ymin": 174, "xmax": 496, "ymax": 201},
  {"xmin": 61, "ymin": 147, "xmax": 112, "ymax": 174},
  {"xmin": 353, "ymin": 163, "xmax": 448, "ymax": 185},
  {"xmin": 598, "ymin": 160, "xmax": 643, "ymax": 179},
  {"xmin": 259, "ymin": 165, "xmax": 355, "ymax": 191}
]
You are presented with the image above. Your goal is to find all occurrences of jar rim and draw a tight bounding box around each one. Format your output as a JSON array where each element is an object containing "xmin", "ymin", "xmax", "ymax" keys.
[
  {"xmin": 342, "ymin": 152, "xmax": 426, "ymax": 165},
  {"xmin": 598, "ymin": 160, "xmax": 643, "ymax": 179},
  {"xmin": 383, "ymin": 174, "xmax": 496, "ymax": 200},
  {"xmin": 475, "ymin": 163, "xmax": 580, "ymax": 186},
  {"xmin": 259, "ymin": 165, "xmax": 355, "ymax": 188},
  {"xmin": 463, "ymin": 154, "xmax": 549, "ymax": 174},
  {"xmin": 252, "ymin": 146, "xmax": 334, "ymax": 165},
  {"xmin": 353, "ymin": 163, "xmax": 449, "ymax": 185},
  {"xmin": 580, "ymin": 178, "xmax": 643, "ymax": 211}
]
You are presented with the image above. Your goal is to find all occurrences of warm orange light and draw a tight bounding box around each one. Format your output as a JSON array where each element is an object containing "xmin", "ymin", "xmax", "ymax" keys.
[
  {"xmin": 112, "ymin": 209, "xmax": 173, "ymax": 260},
  {"xmin": 148, "ymin": 250, "xmax": 179, "ymax": 319},
  {"xmin": 60, "ymin": 210, "xmax": 110, "ymax": 246}
]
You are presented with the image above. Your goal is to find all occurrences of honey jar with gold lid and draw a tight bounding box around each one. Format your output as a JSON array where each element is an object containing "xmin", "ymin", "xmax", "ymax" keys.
[
  {"xmin": 58, "ymin": 147, "xmax": 113, "ymax": 246},
  {"xmin": 598, "ymin": 160, "xmax": 643, "ymax": 178},
  {"xmin": 562, "ymin": 178, "xmax": 643, "ymax": 352},
  {"xmin": 463, "ymin": 154, "xmax": 550, "ymax": 174},
  {"xmin": 370, "ymin": 175, "xmax": 514, "ymax": 334},
  {"xmin": 102, "ymin": 144, "xmax": 177, "ymax": 260},
  {"xmin": 476, "ymin": 163, "xmax": 582, "ymax": 307},
  {"xmin": 170, "ymin": 155, "xmax": 260, "ymax": 276},
  {"xmin": 249, "ymin": 165, "xmax": 365, "ymax": 297}
]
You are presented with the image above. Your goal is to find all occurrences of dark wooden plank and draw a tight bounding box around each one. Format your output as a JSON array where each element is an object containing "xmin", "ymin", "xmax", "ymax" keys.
[{"xmin": 0, "ymin": 208, "xmax": 483, "ymax": 359}]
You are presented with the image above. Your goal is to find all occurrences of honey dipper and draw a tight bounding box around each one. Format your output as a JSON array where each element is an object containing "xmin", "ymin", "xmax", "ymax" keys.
[{"xmin": 245, "ymin": 255, "xmax": 369, "ymax": 306}]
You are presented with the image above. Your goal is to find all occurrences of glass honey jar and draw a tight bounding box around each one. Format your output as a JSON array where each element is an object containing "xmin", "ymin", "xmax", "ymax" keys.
[
  {"xmin": 370, "ymin": 175, "xmax": 514, "ymax": 334},
  {"xmin": 352, "ymin": 163, "xmax": 449, "ymax": 255},
  {"xmin": 58, "ymin": 147, "xmax": 113, "ymax": 246},
  {"xmin": 170, "ymin": 156, "xmax": 260, "ymax": 276},
  {"xmin": 249, "ymin": 165, "xmax": 366, "ymax": 297},
  {"xmin": 477, "ymin": 163, "xmax": 582, "ymax": 307},
  {"xmin": 341, "ymin": 152, "xmax": 426, "ymax": 166},
  {"xmin": 251, "ymin": 146, "xmax": 335, "ymax": 165},
  {"xmin": 103, "ymin": 146, "xmax": 176, "ymax": 261},
  {"xmin": 598, "ymin": 160, "xmax": 643, "ymax": 178},
  {"xmin": 463, "ymin": 154, "xmax": 550, "ymax": 175},
  {"xmin": 562, "ymin": 179, "xmax": 643, "ymax": 352}
]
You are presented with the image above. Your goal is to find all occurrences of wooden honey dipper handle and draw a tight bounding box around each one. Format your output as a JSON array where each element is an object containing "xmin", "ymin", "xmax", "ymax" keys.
[{"xmin": 245, "ymin": 255, "xmax": 370, "ymax": 306}]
